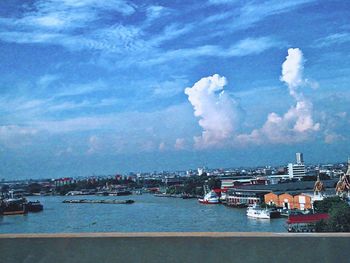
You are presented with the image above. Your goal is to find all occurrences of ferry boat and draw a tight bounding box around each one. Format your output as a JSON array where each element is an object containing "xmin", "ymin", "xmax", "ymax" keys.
[
  {"xmin": 198, "ymin": 191, "xmax": 220, "ymax": 204},
  {"xmin": 246, "ymin": 204, "xmax": 280, "ymax": 219}
]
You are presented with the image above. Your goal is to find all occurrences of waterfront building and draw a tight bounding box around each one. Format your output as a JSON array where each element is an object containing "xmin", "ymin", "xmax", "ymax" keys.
[
  {"xmin": 264, "ymin": 177, "xmax": 327, "ymax": 211},
  {"xmin": 293, "ymin": 194, "xmax": 312, "ymax": 210},
  {"xmin": 264, "ymin": 192, "xmax": 312, "ymax": 210},
  {"xmin": 278, "ymin": 193, "xmax": 294, "ymax": 209},
  {"xmin": 226, "ymin": 189, "xmax": 270, "ymax": 207},
  {"xmin": 264, "ymin": 192, "xmax": 279, "ymax": 206}
]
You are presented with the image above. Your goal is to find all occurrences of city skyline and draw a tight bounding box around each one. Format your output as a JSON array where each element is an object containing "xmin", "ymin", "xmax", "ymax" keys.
[{"xmin": 0, "ymin": 0, "xmax": 349, "ymax": 178}]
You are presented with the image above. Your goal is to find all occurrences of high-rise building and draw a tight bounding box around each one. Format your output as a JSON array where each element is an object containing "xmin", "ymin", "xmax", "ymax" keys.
[
  {"xmin": 288, "ymin": 152, "xmax": 306, "ymax": 178},
  {"xmin": 296, "ymin": 152, "xmax": 304, "ymax": 164}
]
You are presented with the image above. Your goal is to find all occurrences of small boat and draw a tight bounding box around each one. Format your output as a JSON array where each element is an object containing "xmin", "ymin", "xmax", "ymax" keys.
[
  {"xmin": 198, "ymin": 191, "xmax": 220, "ymax": 204},
  {"xmin": 246, "ymin": 204, "xmax": 280, "ymax": 219},
  {"xmin": 26, "ymin": 201, "xmax": 44, "ymax": 212}
]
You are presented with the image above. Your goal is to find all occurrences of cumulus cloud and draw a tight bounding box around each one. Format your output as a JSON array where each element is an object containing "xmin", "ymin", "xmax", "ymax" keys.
[
  {"xmin": 185, "ymin": 74, "xmax": 240, "ymax": 148},
  {"xmin": 280, "ymin": 48, "xmax": 304, "ymax": 96},
  {"xmin": 237, "ymin": 48, "xmax": 320, "ymax": 144},
  {"xmin": 185, "ymin": 48, "xmax": 321, "ymax": 148},
  {"xmin": 174, "ymin": 138, "xmax": 186, "ymax": 150}
]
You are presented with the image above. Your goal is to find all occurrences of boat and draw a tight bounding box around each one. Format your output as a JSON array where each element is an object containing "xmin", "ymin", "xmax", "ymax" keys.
[
  {"xmin": 246, "ymin": 204, "xmax": 280, "ymax": 219},
  {"xmin": 198, "ymin": 190, "xmax": 220, "ymax": 204},
  {"xmin": 108, "ymin": 190, "xmax": 132, "ymax": 196},
  {"xmin": 286, "ymin": 212, "xmax": 329, "ymax": 232},
  {"xmin": 26, "ymin": 201, "xmax": 44, "ymax": 212},
  {"xmin": 0, "ymin": 198, "xmax": 28, "ymax": 215},
  {"xmin": 62, "ymin": 199, "xmax": 134, "ymax": 204}
]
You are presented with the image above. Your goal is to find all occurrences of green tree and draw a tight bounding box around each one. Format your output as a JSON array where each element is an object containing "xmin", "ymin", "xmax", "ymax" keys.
[
  {"xmin": 27, "ymin": 183, "xmax": 42, "ymax": 194},
  {"xmin": 326, "ymin": 202, "xmax": 350, "ymax": 232},
  {"xmin": 314, "ymin": 197, "xmax": 350, "ymax": 232},
  {"xmin": 313, "ymin": 196, "xmax": 343, "ymax": 213},
  {"xmin": 207, "ymin": 178, "xmax": 221, "ymax": 190}
]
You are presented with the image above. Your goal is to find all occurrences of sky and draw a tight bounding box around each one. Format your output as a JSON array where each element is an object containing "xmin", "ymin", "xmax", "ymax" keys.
[{"xmin": 0, "ymin": 0, "xmax": 349, "ymax": 179}]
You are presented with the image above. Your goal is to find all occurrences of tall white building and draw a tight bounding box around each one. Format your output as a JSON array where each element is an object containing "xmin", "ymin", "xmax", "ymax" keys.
[
  {"xmin": 296, "ymin": 152, "xmax": 304, "ymax": 164},
  {"xmin": 197, "ymin": 167, "xmax": 204, "ymax": 176},
  {"xmin": 288, "ymin": 153, "xmax": 306, "ymax": 178}
]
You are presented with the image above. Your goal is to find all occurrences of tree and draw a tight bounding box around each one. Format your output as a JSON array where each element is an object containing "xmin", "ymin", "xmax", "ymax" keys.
[
  {"xmin": 207, "ymin": 178, "xmax": 221, "ymax": 190},
  {"xmin": 313, "ymin": 196, "xmax": 343, "ymax": 213},
  {"xmin": 326, "ymin": 202, "xmax": 350, "ymax": 232},
  {"xmin": 27, "ymin": 183, "xmax": 42, "ymax": 194},
  {"xmin": 314, "ymin": 197, "xmax": 350, "ymax": 232}
]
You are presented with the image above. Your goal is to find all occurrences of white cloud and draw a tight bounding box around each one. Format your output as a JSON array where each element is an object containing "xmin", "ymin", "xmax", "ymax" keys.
[
  {"xmin": 152, "ymin": 78, "xmax": 188, "ymax": 98},
  {"xmin": 315, "ymin": 32, "xmax": 350, "ymax": 47},
  {"xmin": 324, "ymin": 133, "xmax": 345, "ymax": 144},
  {"xmin": 146, "ymin": 5, "xmax": 170, "ymax": 21},
  {"xmin": 280, "ymin": 48, "xmax": 304, "ymax": 95},
  {"xmin": 0, "ymin": 125, "xmax": 38, "ymax": 148},
  {"xmin": 237, "ymin": 48, "xmax": 320, "ymax": 145},
  {"xmin": 87, "ymin": 135, "xmax": 100, "ymax": 154},
  {"xmin": 185, "ymin": 74, "xmax": 240, "ymax": 149},
  {"xmin": 174, "ymin": 138, "xmax": 186, "ymax": 150},
  {"xmin": 145, "ymin": 36, "xmax": 283, "ymax": 65},
  {"xmin": 184, "ymin": 48, "xmax": 321, "ymax": 148}
]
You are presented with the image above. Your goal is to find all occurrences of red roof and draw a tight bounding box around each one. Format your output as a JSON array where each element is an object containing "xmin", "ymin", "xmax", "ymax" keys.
[{"xmin": 287, "ymin": 213, "xmax": 329, "ymax": 224}]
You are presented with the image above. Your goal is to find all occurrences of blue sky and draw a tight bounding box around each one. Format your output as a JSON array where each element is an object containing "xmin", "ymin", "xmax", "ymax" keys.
[{"xmin": 0, "ymin": 0, "xmax": 349, "ymax": 179}]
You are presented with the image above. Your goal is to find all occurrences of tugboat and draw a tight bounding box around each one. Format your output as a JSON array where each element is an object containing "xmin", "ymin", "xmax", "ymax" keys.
[
  {"xmin": 1, "ymin": 197, "xmax": 28, "ymax": 215},
  {"xmin": 0, "ymin": 190, "xmax": 44, "ymax": 215}
]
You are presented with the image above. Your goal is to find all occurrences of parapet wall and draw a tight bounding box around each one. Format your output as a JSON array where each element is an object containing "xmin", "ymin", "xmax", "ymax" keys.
[{"xmin": 1, "ymin": 232, "xmax": 349, "ymax": 263}]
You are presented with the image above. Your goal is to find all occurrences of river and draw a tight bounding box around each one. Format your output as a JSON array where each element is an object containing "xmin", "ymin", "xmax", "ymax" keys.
[{"xmin": 0, "ymin": 194, "xmax": 286, "ymax": 233}]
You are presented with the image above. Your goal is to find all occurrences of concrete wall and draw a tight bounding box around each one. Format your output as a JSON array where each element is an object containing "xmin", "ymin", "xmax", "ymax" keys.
[{"xmin": 1, "ymin": 232, "xmax": 350, "ymax": 263}]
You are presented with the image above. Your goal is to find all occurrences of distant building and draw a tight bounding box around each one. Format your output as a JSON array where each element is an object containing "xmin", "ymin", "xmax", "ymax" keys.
[
  {"xmin": 288, "ymin": 153, "xmax": 306, "ymax": 178},
  {"xmin": 296, "ymin": 152, "xmax": 304, "ymax": 164},
  {"xmin": 263, "ymin": 168, "xmax": 272, "ymax": 176},
  {"xmin": 197, "ymin": 167, "xmax": 204, "ymax": 176}
]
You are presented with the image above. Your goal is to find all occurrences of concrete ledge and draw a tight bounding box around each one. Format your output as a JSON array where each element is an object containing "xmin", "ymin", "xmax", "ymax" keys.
[{"xmin": 1, "ymin": 232, "xmax": 350, "ymax": 263}]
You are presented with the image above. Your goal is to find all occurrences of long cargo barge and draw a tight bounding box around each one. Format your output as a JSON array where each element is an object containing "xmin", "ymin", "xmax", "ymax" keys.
[{"xmin": 62, "ymin": 199, "xmax": 134, "ymax": 204}]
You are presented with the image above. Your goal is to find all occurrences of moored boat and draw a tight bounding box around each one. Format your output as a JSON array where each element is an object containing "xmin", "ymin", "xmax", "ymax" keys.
[
  {"xmin": 246, "ymin": 204, "xmax": 280, "ymax": 219},
  {"xmin": 198, "ymin": 190, "xmax": 220, "ymax": 204},
  {"xmin": 0, "ymin": 198, "xmax": 28, "ymax": 216},
  {"xmin": 286, "ymin": 212, "xmax": 329, "ymax": 232},
  {"xmin": 26, "ymin": 201, "xmax": 44, "ymax": 212}
]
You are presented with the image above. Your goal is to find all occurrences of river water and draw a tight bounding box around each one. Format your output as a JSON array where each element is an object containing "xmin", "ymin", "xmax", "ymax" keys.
[{"xmin": 0, "ymin": 194, "xmax": 286, "ymax": 233}]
